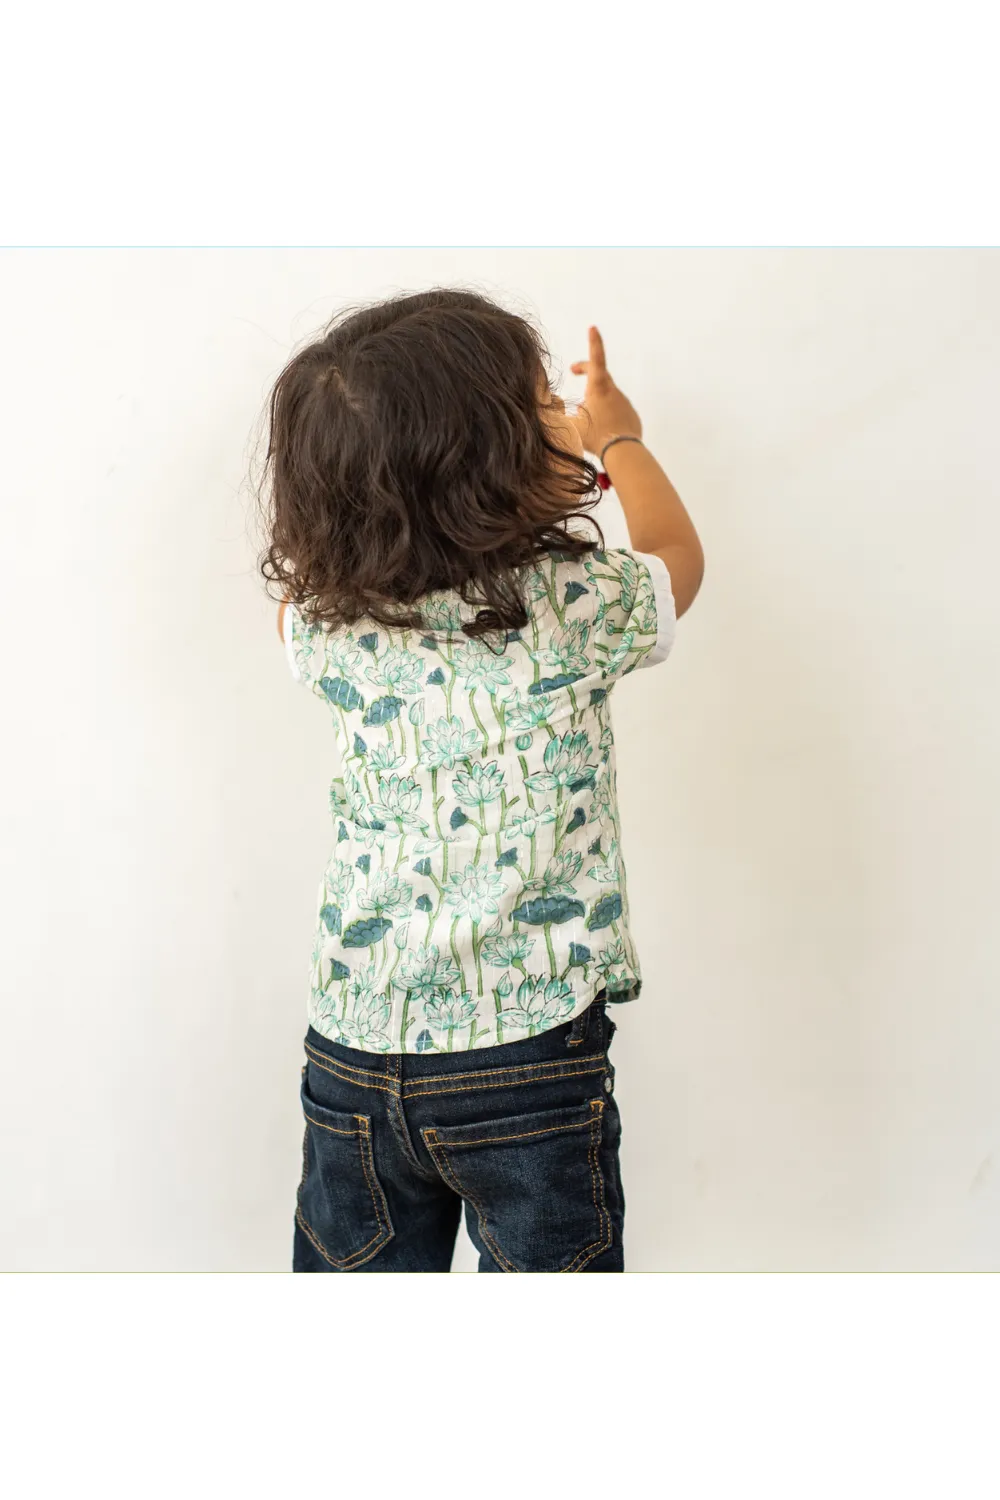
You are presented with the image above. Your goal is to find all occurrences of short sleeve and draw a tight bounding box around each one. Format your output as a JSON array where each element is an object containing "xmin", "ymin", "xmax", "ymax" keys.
[
  {"xmin": 583, "ymin": 547, "xmax": 676, "ymax": 679},
  {"xmin": 282, "ymin": 600, "xmax": 327, "ymax": 692}
]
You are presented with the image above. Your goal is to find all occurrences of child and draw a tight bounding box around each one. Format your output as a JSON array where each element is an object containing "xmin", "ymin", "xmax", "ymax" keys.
[{"xmin": 264, "ymin": 289, "xmax": 705, "ymax": 1271}]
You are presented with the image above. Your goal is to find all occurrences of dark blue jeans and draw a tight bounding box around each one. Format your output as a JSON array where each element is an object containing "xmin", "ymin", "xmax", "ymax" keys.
[{"xmin": 293, "ymin": 994, "xmax": 625, "ymax": 1272}]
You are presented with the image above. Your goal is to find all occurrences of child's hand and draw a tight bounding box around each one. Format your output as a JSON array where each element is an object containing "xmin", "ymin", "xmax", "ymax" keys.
[{"xmin": 569, "ymin": 326, "xmax": 643, "ymax": 458}]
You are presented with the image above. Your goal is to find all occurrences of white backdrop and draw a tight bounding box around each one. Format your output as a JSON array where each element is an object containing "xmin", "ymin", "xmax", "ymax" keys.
[{"xmin": 2, "ymin": 248, "xmax": 997, "ymax": 1272}]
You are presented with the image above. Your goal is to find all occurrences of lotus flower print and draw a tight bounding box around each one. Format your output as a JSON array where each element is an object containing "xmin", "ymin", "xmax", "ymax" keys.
[
  {"xmin": 395, "ymin": 944, "xmax": 462, "ymax": 998},
  {"xmin": 356, "ymin": 871, "xmax": 413, "ymax": 918},
  {"xmin": 481, "ymin": 932, "xmax": 535, "ymax": 967},
  {"xmin": 366, "ymin": 647, "xmax": 424, "ymax": 694},
  {"xmin": 452, "ymin": 640, "xmax": 512, "ymax": 691},
  {"xmin": 444, "ymin": 863, "xmax": 506, "ymax": 922},
  {"xmin": 504, "ymin": 804, "xmax": 557, "ymax": 839},
  {"xmin": 421, "ymin": 596, "xmax": 466, "ymax": 632},
  {"xmin": 376, "ymin": 774, "xmax": 423, "ymax": 825},
  {"xmin": 422, "ymin": 987, "xmax": 478, "ymax": 1031},
  {"xmin": 453, "ymin": 760, "xmax": 505, "ymax": 809},
  {"xmin": 370, "ymin": 743, "xmax": 405, "ymax": 772},
  {"xmin": 419, "ymin": 716, "xmax": 481, "ymax": 770},
  {"xmin": 535, "ymin": 619, "xmax": 590, "ymax": 676},
  {"xmin": 501, "ymin": 692, "xmax": 550, "ymax": 733},
  {"xmin": 323, "ymin": 859, "xmax": 356, "ymax": 903},
  {"xmin": 525, "ymin": 731, "xmax": 596, "ymax": 793},
  {"xmin": 500, "ymin": 975, "xmax": 576, "ymax": 1031},
  {"xmin": 289, "ymin": 546, "xmax": 665, "ymax": 1052}
]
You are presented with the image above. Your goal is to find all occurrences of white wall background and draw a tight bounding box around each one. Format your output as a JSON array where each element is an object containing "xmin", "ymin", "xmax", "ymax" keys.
[{"xmin": 2, "ymin": 248, "xmax": 997, "ymax": 1272}]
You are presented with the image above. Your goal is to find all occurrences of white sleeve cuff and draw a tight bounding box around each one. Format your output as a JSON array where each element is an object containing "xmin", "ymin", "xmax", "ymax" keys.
[
  {"xmin": 633, "ymin": 550, "xmax": 677, "ymax": 667},
  {"xmin": 282, "ymin": 601, "xmax": 303, "ymax": 681}
]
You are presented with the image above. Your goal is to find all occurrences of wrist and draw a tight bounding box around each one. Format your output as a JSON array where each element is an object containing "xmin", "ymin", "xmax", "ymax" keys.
[{"xmin": 598, "ymin": 432, "xmax": 644, "ymax": 463}]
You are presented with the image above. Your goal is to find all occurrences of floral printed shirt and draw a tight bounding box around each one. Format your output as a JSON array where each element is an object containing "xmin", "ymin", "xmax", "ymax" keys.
[{"xmin": 283, "ymin": 546, "xmax": 675, "ymax": 1053}]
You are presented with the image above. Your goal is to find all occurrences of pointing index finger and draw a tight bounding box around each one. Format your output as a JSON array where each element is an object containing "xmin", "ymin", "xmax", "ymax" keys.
[{"xmin": 589, "ymin": 325, "xmax": 608, "ymax": 376}]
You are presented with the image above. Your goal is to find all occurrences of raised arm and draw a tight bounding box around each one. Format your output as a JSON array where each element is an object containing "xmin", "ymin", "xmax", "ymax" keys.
[{"xmin": 570, "ymin": 325, "xmax": 705, "ymax": 618}]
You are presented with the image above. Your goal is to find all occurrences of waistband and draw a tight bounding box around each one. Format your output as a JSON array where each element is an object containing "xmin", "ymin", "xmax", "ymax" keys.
[{"xmin": 303, "ymin": 992, "xmax": 612, "ymax": 1099}]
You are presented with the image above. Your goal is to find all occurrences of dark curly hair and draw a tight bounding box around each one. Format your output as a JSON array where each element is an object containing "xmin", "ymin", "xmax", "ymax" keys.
[{"xmin": 254, "ymin": 287, "xmax": 604, "ymax": 640}]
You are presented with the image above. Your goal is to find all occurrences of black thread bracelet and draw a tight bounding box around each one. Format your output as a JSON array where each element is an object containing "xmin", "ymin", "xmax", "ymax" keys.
[{"xmin": 599, "ymin": 434, "xmax": 644, "ymax": 464}]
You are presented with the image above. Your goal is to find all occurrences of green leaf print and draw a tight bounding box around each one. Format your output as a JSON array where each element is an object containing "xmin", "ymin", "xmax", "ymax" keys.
[
  {"xmin": 341, "ymin": 916, "xmax": 394, "ymax": 947},
  {"xmin": 510, "ymin": 895, "xmax": 586, "ymax": 925},
  {"xmin": 619, "ymin": 554, "xmax": 639, "ymax": 613},
  {"xmin": 285, "ymin": 546, "xmax": 666, "ymax": 1051},
  {"xmin": 586, "ymin": 892, "xmax": 623, "ymax": 931},
  {"xmin": 319, "ymin": 903, "xmax": 342, "ymax": 934},
  {"xmin": 320, "ymin": 676, "xmax": 364, "ymax": 712},
  {"xmin": 362, "ymin": 695, "xmax": 404, "ymax": 726},
  {"xmin": 568, "ymin": 769, "xmax": 597, "ymax": 794},
  {"xmin": 528, "ymin": 673, "xmax": 583, "ymax": 695}
]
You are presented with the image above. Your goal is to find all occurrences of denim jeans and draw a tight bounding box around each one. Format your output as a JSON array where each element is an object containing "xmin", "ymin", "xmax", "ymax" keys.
[{"xmin": 293, "ymin": 993, "xmax": 625, "ymax": 1272}]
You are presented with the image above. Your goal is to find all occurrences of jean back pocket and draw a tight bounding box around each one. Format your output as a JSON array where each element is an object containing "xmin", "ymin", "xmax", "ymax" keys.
[
  {"xmin": 422, "ymin": 1097, "xmax": 611, "ymax": 1273},
  {"xmin": 297, "ymin": 1084, "xmax": 394, "ymax": 1271}
]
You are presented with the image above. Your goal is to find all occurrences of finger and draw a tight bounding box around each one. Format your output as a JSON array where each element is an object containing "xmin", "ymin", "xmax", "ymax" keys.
[
  {"xmin": 569, "ymin": 360, "xmax": 589, "ymax": 375},
  {"xmin": 589, "ymin": 325, "xmax": 608, "ymax": 373}
]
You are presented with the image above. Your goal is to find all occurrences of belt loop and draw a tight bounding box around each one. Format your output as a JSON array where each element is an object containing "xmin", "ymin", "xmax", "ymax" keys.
[
  {"xmin": 567, "ymin": 1003, "xmax": 589, "ymax": 1048},
  {"xmin": 594, "ymin": 989, "xmax": 609, "ymax": 1047}
]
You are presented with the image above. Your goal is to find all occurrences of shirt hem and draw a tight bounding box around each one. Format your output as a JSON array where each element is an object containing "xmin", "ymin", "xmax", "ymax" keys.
[{"xmin": 306, "ymin": 971, "xmax": 641, "ymax": 1054}]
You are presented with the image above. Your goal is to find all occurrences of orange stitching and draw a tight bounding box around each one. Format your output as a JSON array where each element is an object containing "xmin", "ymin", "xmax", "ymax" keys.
[
  {"xmin": 560, "ymin": 1140, "xmax": 592, "ymax": 1271},
  {"xmin": 562, "ymin": 1102, "xmax": 612, "ymax": 1272},
  {"xmin": 302, "ymin": 1110, "xmax": 359, "ymax": 1137},
  {"xmin": 425, "ymin": 1145, "xmax": 517, "ymax": 1273},
  {"xmin": 296, "ymin": 1109, "xmax": 393, "ymax": 1269},
  {"xmin": 560, "ymin": 1119, "xmax": 600, "ymax": 1273},
  {"xmin": 305, "ymin": 1041, "xmax": 390, "ymax": 1087},
  {"xmin": 355, "ymin": 1117, "xmax": 394, "ymax": 1243},
  {"xmin": 295, "ymin": 1205, "xmax": 388, "ymax": 1270},
  {"xmin": 397, "ymin": 1053, "xmax": 606, "ymax": 1088},
  {"xmin": 587, "ymin": 1102, "xmax": 613, "ymax": 1263},
  {"xmin": 306, "ymin": 1049, "xmax": 396, "ymax": 1094},
  {"xmin": 404, "ymin": 1064, "xmax": 605, "ymax": 1099},
  {"xmin": 567, "ymin": 1009, "xmax": 589, "ymax": 1048},
  {"xmin": 424, "ymin": 1099, "xmax": 610, "ymax": 1274},
  {"xmin": 296, "ymin": 1122, "xmax": 310, "ymax": 1199},
  {"xmin": 304, "ymin": 1040, "xmax": 378, "ymax": 1075},
  {"xmin": 388, "ymin": 1057, "xmax": 434, "ymax": 1178},
  {"xmin": 423, "ymin": 1117, "xmax": 595, "ymax": 1150}
]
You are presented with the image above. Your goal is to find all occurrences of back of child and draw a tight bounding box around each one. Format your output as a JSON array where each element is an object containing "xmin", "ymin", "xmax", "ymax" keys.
[{"xmin": 263, "ymin": 288, "xmax": 703, "ymax": 1272}]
